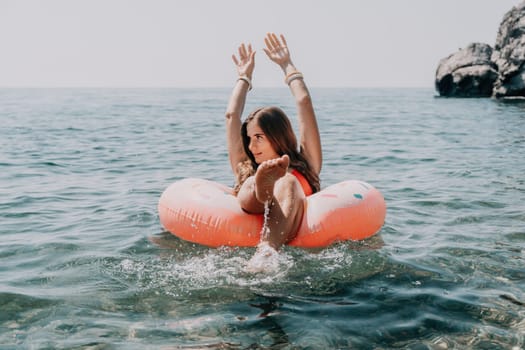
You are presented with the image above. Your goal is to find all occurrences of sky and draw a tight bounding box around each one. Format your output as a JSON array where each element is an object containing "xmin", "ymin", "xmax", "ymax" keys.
[{"xmin": 0, "ymin": 0, "xmax": 521, "ymax": 88}]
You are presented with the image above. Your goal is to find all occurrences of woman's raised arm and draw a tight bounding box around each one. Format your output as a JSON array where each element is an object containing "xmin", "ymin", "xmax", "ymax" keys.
[
  {"xmin": 225, "ymin": 43, "xmax": 255, "ymax": 177},
  {"xmin": 263, "ymin": 33, "xmax": 322, "ymax": 175}
]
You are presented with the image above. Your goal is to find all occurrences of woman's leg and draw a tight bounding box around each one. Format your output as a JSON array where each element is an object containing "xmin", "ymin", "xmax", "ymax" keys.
[
  {"xmin": 237, "ymin": 155, "xmax": 305, "ymax": 250},
  {"xmin": 260, "ymin": 173, "xmax": 305, "ymax": 249},
  {"xmin": 236, "ymin": 176, "xmax": 265, "ymax": 214}
]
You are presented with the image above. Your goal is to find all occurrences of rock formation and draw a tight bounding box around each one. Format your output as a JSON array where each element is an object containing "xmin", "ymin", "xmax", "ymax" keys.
[
  {"xmin": 435, "ymin": 1, "xmax": 525, "ymax": 98},
  {"xmin": 435, "ymin": 43, "xmax": 498, "ymax": 97},
  {"xmin": 492, "ymin": 2, "xmax": 525, "ymax": 98}
]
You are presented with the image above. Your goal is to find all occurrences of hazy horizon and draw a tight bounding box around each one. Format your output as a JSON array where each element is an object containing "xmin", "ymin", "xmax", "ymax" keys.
[{"xmin": 1, "ymin": 0, "xmax": 520, "ymax": 88}]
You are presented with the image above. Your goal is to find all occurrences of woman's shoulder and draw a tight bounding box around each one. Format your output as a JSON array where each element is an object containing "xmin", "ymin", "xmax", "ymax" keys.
[{"xmin": 290, "ymin": 169, "xmax": 314, "ymax": 196}]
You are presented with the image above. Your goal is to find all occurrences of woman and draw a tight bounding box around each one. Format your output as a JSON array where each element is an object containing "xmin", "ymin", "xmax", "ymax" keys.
[{"xmin": 225, "ymin": 33, "xmax": 322, "ymax": 260}]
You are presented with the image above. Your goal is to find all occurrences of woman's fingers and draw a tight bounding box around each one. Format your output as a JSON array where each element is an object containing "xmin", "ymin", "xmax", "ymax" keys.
[
  {"xmin": 232, "ymin": 54, "xmax": 239, "ymax": 65},
  {"xmin": 264, "ymin": 33, "xmax": 288, "ymax": 54},
  {"xmin": 247, "ymin": 44, "xmax": 253, "ymax": 57},
  {"xmin": 280, "ymin": 34, "xmax": 287, "ymax": 47},
  {"xmin": 264, "ymin": 36, "xmax": 272, "ymax": 51},
  {"xmin": 267, "ymin": 32, "xmax": 279, "ymax": 48},
  {"xmin": 236, "ymin": 43, "xmax": 254, "ymax": 61},
  {"xmin": 239, "ymin": 44, "xmax": 247, "ymax": 59}
]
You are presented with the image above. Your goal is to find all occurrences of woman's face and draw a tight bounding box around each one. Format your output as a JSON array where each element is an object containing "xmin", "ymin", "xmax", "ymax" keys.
[{"xmin": 246, "ymin": 120, "xmax": 279, "ymax": 164}]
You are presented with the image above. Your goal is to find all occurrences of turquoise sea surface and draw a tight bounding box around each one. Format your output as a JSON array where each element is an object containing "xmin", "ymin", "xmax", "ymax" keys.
[{"xmin": 0, "ymin": 88, "xmax": 524, "ymax": 349}]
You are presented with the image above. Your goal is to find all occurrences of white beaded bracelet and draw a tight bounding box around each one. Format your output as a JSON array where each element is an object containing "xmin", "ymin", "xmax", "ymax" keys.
[
  {"xmin": 285, "ymin": 72, "xmax": 304, "ymax": 85},
  {"xmin": 237, "ymin": 75, "xmax": 252, "ymax": 91}
]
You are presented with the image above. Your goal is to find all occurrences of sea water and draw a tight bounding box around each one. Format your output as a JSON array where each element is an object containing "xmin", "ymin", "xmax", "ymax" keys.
[{"xmin": 0, "ymin": 88, "xmax": 524, "ymax": 349}]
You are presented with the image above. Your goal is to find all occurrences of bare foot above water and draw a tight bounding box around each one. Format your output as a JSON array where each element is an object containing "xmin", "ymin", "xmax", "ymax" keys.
[{"xmin": 254, "ymin": 155, "xmax": 290, "ymax": 203}]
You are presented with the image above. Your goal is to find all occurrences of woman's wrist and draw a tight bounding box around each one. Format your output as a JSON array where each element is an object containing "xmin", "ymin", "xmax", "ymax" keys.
[
  {"xmin": 237, "ymin": 75, "xmax": 252, "ymax": 91},
  {"xmin": 280, "ymin": 62, "xmax": 296, "ymax": 75},
  {"xmin": 285, "ymin": 71, "xmax": 304, "ymax": 85}
]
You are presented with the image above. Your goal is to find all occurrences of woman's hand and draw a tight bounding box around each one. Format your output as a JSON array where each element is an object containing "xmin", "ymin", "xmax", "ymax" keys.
[
  {"xmin": 232, "ymin": 43, "xmax": 255, "ymax": 79},
  {"xmin": 263, "ymin": 33, "xmax": 292, "ymax": 69}
]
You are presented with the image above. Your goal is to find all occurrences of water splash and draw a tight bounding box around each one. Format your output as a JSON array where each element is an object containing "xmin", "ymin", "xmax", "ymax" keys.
[
  {"xmin": 260, "ymin": 199, "xmax": 271, "ymax": 241},
  {"xmin": 104, "ymin": 234, "xmax": 387, "ymax": 304}
]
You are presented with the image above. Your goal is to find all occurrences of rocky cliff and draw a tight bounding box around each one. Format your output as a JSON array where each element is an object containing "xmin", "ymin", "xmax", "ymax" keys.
[{"xmin": 435, "ymin": 1, "xmax": 525, "ymax": 98}]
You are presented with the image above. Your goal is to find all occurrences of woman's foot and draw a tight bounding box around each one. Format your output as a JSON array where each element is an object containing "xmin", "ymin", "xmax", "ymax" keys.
[
  {"xmin": 254, "ymin": 155, "xmax": 290, "ymax": 203},
  {"xmin": 245, "ymin": 242, "xmax": 280, "ymax": 273}
]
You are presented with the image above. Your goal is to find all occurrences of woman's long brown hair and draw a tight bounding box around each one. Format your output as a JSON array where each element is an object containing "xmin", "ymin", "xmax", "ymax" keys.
[{"xmin": 234, "ymin": 106, "xmax": 320, "ymax": 194}]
